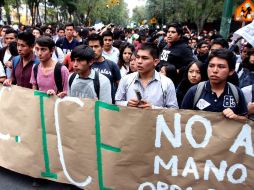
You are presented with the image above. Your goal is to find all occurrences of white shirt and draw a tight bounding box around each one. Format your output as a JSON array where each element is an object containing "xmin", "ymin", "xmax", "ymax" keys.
[
  {"xmin": 115, "ymin": 71, "xmax": 178, "ymax": 108},
  {"xmin": 102, "ymin": 46, "xmax": 120, "ymax": 64}
]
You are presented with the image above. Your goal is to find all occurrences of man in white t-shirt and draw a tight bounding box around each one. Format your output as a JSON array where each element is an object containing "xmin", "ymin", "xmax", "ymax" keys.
[{"xmin": 101, "ymin": 30, "xmax": 119, "ymax": 64}]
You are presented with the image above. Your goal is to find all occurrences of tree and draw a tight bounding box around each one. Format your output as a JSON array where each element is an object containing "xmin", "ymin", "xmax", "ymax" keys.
[{"xmin": 132, "ymin": 6, "xmax": 146, "ymax": 25}]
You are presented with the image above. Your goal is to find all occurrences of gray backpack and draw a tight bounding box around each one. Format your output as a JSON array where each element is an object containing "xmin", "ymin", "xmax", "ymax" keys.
[{"xmin": 193, "ymin": 81, "xmax": 239, "ymax": 108}]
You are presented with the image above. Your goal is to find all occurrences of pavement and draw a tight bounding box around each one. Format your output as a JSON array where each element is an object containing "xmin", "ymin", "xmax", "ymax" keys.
[{"xmin": 0, "ymin": 167, "xmax": 82, "ymax": 190}]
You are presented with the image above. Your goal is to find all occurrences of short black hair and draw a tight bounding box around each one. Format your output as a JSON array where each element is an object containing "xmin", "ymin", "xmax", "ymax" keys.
[
  {"xmin": 18, "ymin": 32, "xmax": 35, "ymax": 47},
  {"xmin": 197, "ymin": 40, "xmax": 209, "ymax": 49},
  {"xmin": 87, "ymin": 33, "xmax": 103, "ymax": 46},
  {"xmin": 139, "ymin": 42, "xmax": 159, "ymax": 59},
  {"xmin": 71, "ymin": 45, "xmax": 94, "ymax": 62},
  {"xmin": 102, "ymin": 30, "xmax": 113, "ymax": 38},
  {"xmin": 208, "ymin": 48, "xmax": 235, "ymax": 71},
  {"xmin": 64, "ymin": 23, "xmax": 74, "ymax": 29},
  {"xmin": 35, "ymin": 36, "xmax": 55, "ymax": 50},
  {"xmin": 57, "ymin": 27, "xmax": 64, "ymax": 32},
  {"xmin": 211, "ymin": 38, "xmax": 229, "ymax": 49},
  {"xmin": 167, "ymin": 23, "xmax": 183, "ymax": 36},
  {"xmin": 5, "ymin": 28, "xmax": 18, "ymax": 38},
  {"xmin": 33, "ymin": 27, "xmax": 43, "ymax": 35}
]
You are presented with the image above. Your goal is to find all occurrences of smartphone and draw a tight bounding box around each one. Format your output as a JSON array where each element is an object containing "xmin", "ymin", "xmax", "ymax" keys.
[{"xmin": 134, "ymin": 89, "xmax": 142, "ymax": 101}]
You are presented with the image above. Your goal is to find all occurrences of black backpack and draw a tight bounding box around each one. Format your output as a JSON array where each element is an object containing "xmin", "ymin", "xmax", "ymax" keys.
[
  {"xmin": 68, "ymin": 71, "xmax": 100, "ymax": 99},
  {"xmin": 33, "ymin": 62, "xmax": 63, "ymax": 93}
]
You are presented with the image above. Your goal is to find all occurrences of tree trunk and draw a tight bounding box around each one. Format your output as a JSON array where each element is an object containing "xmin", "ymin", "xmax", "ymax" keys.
[
  {"xmin": 15, "ymin": 0, "xmax": 20, "ymax": 25},
  {"xmin": 4, "ymin": 4, "xmax": 11, "ymax": 24},
  {"xmin": 44, "ymin": 0, "xmax": 47, "ymax": 24}
]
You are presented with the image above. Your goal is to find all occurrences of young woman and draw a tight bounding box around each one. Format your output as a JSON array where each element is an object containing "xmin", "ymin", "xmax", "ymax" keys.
[
  {"xmin": 159, "ymin": 64, "xmax": 178, "ymax": 86},
  {"xmin": 128, "ymin": 53, "xmax": 138, "ymax": 74},
  {"xmin": 118, "ymin": 42, "xmax": 135, "ymax": 77},
  {"xmin": 238, "ymin": 48, "xmax": 254, "ymax": 88},
  {"xmin": 176, "ymin": 60, "xmax": 206, "ymax": 105}
]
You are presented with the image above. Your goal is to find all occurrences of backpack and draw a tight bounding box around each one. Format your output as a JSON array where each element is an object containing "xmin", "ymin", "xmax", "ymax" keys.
[
  {"xmin": 193, "ymin": 81, "xmax": 239, "ymax": 108},
  {"xmin": 12, "ymin": 55, "xmax": 40, "ymax": 83},
  {"xmin": 68, "ymin": 71, "xmax": 100, "ymax": 99},
  {"xmin": 33, "ymin": 62, "xmax": 64, "ymax": 93},
  {"xmin": 12, "ymin": 55, "xmax": 40, "ymax": 71}
]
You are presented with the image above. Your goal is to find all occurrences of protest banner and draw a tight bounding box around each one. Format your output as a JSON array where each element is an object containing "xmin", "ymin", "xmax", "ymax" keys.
[{"xmin": 0, "ymin": 84, "xmax": 254, "ymax": 190}]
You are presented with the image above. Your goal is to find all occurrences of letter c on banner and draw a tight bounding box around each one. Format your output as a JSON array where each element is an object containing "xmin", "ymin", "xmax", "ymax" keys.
[{"xmin": 54, "ymin": 97, "xmax": 92, "ymax": 187}]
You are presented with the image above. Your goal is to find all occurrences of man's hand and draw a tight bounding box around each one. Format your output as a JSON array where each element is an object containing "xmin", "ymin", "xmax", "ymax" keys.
[
  {"xmin": 247, "ymin": 102, "xmax": 254, "ymax": 114},
  {"xmin": 138, "ymin": 100, "xmax": 152, "ymax": 109},
  {"xmin": 47, "ymin": 89, "xmax": 56, "ymax": 96},
  {"xmin": 5, "ymin": 61, "xmax": 13, "ymax": 69},
  {"xmin": 223, "ymin": 108, "xmax": 238, "ymax": 119},
  {"xmin": 57, "ymin": 91, "xmax": 67, "ymax": 98},
  {"xmin": 3, "ymin": 79, "xmax": 12, "ymax": 86},
  {"xmin": 127, "ymin": 99, "xmax": 140, "ymax": 107}
]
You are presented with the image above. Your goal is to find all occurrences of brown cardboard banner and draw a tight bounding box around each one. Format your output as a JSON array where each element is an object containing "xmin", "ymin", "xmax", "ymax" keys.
[{"xmin": 0, "ymin": 85, "xmax": 253, "ymax": 190}]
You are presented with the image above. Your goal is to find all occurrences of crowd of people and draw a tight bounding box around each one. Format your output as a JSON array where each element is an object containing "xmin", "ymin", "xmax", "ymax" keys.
[{"xmin": 0, "ymin": 22, "xmax": 253, "ymax": 122}]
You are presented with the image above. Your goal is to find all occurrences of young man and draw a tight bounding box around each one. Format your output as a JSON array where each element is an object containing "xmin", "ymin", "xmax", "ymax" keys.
[
  {"xmin": 101, "ymin": 30, "xmax": 120, "ymax": 64},
  {"xmin": 115, "ymin": 43, "xmax": 178, "ymax": 109},
  {"xmin": 159, "ymin": 23, "xmax": 194, "ymax": 78},
  {"xmin": 196, "ymin": 40, "xmax": 209, "ymax": 63},
  {"xmin": 3, "ymin": 32, "xmax": 37, "ymax": 88},
  {"xmin": 68, "ymin": 45, "xmax": 112, "ymax": 104},
  {"xmin": 55, "ymin": 23, "xmax": 79, "ymax": 55},
  {"xmin": 88, "ymin": 33, "xmax": 121, "ymax": 103},
  {"xmin": 181, "ymin": 48, "xmax": 247, "ymax": 121},
  {"xmin": 30, "ymin": 36, "xmax": 69, "ymax": 97},
  {"xmin": 53, "ymin": 27, "xmax": 65, "ymax": 43},
  {"xmin": 0, "ymin": 28, "xmax": 18, "ymax": 76}
]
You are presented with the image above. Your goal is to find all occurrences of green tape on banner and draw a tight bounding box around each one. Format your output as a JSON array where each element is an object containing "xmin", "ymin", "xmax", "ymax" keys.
[
  {"xmin": 34, "ymin": 91, "xmax": 57, "ymax": 179},
  {"xmin": 94, "ymin": 101, "xmax": 121, "ymax": 190}
]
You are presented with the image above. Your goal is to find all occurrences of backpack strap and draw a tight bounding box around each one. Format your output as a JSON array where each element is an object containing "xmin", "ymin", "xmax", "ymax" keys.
[
  {"xmin": 193, "ymin": 81, "xmax": 206, "ymax": 108},
  {"xmin": 33, "ymin": 64, "xmax": 39, "ymax": 89},
  {"xmin": 93, "ymin": 71, "xmax": 100, "ymax": 99},
  {"xmin": 68, "ymin": 72, "xmax": 77, "ymax": 90},
  {"xmin": 227, "ymin": 82, "xmax": 239, "ymax": 104},
  {"xmin": 55, "ymin": 48, "xmax": 59, "ymax": 58},
  {"xmin": 54, "ymin": 62, "xmax": 63, "ymax": 93},
  {"xmin": 252, "ymin": 84, "xmax": 254, "ymax": 103},
  {"xmin": 12, "ymin": 55, "xmax": 21, "ymax": 71}
]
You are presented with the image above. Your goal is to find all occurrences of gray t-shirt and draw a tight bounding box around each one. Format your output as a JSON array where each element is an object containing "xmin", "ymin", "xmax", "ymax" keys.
[{"xmin": 68, "ymin": 70, "xmax": 112, "ymax": 104}]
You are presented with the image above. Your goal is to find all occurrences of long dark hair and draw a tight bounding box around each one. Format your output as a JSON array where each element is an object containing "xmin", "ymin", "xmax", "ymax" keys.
[
  {"xmin": 242, "ymin": 48, "xmax": 254, "ymax": 71},
  {"xmin": 118, "ymin": 42, "xmax": 135, "ymax": 69},
  {"xmin": 177, "ymin": 60, "xmax": 206, "ymax": 105}
]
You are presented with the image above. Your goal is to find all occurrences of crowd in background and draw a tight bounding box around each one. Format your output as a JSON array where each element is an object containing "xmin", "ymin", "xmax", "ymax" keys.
[{"xmin": 0, "ymin": 22, "xmax": 253, "ymax": 122}]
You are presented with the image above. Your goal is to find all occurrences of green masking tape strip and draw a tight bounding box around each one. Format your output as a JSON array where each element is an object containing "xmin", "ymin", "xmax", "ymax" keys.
[
  {"xmin": 15, "ymin": 136, "xmax": 20, "ymax": 143},
  {"xmin": 34, "ymin": 90, "xmax": 50, "ymax": 98},
  {"xmin": 34, "ymin": 90, "xmax": 57, "ymax": 179},
  {"xmin": 41, "ymin": 172, "xmax": 57, "ymax": 179},
  {"xmin": 95, "ymin": 101, "xmax": 120, "ymax": 190},
  {"xmin": 101, "ymin": 143, "xmax": 121, "ymax": 153}
]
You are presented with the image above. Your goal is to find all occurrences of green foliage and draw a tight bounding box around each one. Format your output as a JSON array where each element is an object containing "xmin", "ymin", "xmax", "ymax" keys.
[
  {"xmin": 132, "ymin": 6, "xmax": 146, "ymax": 24},
  {"xmin": 142, "ymin": 0, "xmax": 245, "ymax": 32}
]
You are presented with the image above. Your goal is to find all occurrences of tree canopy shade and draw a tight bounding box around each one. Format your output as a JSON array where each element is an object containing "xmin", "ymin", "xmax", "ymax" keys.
[
  {"xmin": 1, "ymin": 0, "xmax": 128, "ymax": 26},
  {"xmin": 132, "ymin": 0, "xmax": 247, "ymax": 33}
]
